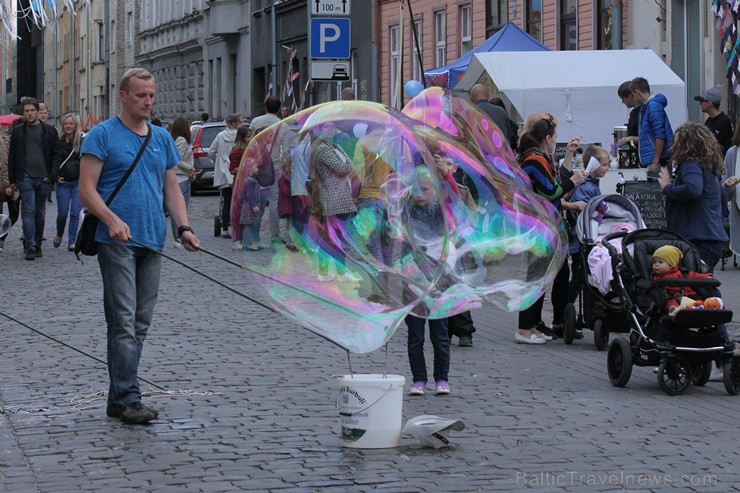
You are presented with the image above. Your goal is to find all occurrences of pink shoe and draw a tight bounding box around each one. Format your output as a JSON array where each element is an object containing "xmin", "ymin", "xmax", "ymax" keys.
[
  {"xmin": 409, "ymin": 382, "xmax": 426, "ymax": 396},
  {"xmin": 435, "ymin": 380, "xmax": 451, "ymax": 395}
]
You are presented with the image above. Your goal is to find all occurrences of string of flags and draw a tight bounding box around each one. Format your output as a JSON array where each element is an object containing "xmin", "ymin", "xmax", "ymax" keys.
[
  {"xmin": 713, "ymin": 0, "xmax": 740, "ymax": 95},
  {"xmin": 0, "ymin": 0, "xmax": 89, "ymax": 43}
]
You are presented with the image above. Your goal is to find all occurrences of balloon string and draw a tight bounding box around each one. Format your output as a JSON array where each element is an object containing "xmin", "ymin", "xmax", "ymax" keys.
[{"xmin": 0, "ymin": 310, "xmax": 168, "ymax": 391}]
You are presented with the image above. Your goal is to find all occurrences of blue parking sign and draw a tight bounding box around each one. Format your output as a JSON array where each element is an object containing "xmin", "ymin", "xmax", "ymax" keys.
[{"xmin": 310, "ymin": 18, "xmax": 350, "ymax": 59}]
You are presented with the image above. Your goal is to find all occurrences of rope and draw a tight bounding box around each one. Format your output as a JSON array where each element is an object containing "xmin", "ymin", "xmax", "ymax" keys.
[
  {"xmin": 67, "ymin": 389, "xmax": 223, "ymax": 413},
  {"xmin": 0, "ymin": 310, "xmax": 168, "ymax": 391}
]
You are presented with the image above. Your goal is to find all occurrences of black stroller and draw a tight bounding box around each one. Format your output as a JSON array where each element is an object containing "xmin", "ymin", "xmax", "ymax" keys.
[
  {"xmin": 563, "ymin": 194, "xmax": 646, "ymax": 350},
  {"xmin": 605, "ymin": 228, "xmax": 740, "ymax": 396}
]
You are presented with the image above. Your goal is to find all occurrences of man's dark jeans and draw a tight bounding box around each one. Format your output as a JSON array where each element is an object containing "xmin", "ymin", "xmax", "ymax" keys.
[{"xmin": 17, "ymin": 176, "xmax": 51, "ymax": 250}]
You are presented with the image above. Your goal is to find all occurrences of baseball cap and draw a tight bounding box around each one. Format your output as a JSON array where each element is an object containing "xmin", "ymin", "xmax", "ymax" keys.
[
  {"xmin": 694, "ymin": 87, "xmax": 721, "ymax": 104},
  {"xmin": 402, "ymin": 415, "xmax": 465, "ymax": 448}
]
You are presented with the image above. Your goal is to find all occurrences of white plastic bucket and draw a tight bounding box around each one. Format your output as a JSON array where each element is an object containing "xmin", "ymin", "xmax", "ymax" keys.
[{"xmin": 336, "ymin": 374, "xmax": 405, "ymax": 449}]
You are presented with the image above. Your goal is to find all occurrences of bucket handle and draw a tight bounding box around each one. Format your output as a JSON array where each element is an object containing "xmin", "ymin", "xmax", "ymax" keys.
[{"xmin": 337, "ymin": 383, "xmax": 395, "ymax": 417}]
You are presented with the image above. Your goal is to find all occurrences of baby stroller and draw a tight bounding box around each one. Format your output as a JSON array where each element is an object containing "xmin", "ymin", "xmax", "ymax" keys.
[
  {"xmin": 605, "ymin": 228, "xmax": 740, "ymax": 396},
  {"xmin": 563, "ymin": 194, "xmax": 646, "ymax": 350}
]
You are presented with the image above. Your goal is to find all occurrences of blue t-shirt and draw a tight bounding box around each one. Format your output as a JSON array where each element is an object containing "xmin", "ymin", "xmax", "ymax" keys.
[{"xmin": 81, "ymin": 117, "xmax": 180, "ymax": 250}]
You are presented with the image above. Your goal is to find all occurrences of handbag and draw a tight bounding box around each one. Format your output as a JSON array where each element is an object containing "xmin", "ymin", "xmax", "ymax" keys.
[{"xmin": 75, "ymin": 126, "xmax": 152, "ymax": 258}]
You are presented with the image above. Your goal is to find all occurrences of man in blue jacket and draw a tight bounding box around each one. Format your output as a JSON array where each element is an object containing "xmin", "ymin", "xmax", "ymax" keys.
[{"xmin": 630, "ymin": 77, "xmax": 673, "ymax": 175}]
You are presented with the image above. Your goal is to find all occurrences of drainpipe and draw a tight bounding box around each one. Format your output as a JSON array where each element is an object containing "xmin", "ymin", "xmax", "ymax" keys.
[
  {"xmin": 71, "ymin": 9, "xmax": 76, "ymax": 113},
  {"xmin": 103, "ymin": 0, "xmax": 110, "ymax": 118},
  {"xmin": 53, "ymin": 16, "xmax": 58, "ymax": 120},
  {"xmin": 371, "ymin": 0, "xmax": 379, "ymax": 101},
  {"xmin": 271, "ymin": 0, "xmax": 277, "ymax": 96},
  {"xmin": 611, "ymin": 0, "xmax": 622, "ymax": 50}
]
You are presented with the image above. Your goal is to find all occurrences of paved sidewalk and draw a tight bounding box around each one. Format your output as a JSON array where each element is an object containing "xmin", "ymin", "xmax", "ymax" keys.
[{"xmin": 1, "ymin": 196, "xmax": 739, "ymax": 492}]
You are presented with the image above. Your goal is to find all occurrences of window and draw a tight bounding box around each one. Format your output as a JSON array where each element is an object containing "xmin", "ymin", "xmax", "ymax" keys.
[
  {"xmin": 597, "ymin": 0, "xmax": 613, "ymax": 49},
  {"xmin": 487, "ymin": 0, "xmax": 508, "ymax": 34},
  {"xmin": 560, "ymin": 0, "xmax": 577, "ymax": 50},
  {"xmin": 94, "ymin": 21, "xmax": 104, "ymax": 62},
  {"xmin": 127, "ymin": 12, "xmax": 134, "ymax": 46},
  {"xmin": 390, "ymin": 25, "xmax": 400, "ymax": 107},
  {"xmin": 460, "ymin": 5, "xmax": 472, "ymax": 55},
  {"xmin": 435, "ymin": 10, "xmax": 446, "ymax": 67},
  {"xmin": 526, "ymin": 0, "xmax": 542, "ymax": 41},
  {"xmin": 80, "ymin": 35, "xmax": 86, "ymax": 67},
  {"xmin": 412, "ymin": 19, "xmax": 423, "ymax": 82},
  {"xmin": 110, "ymin": 19, "xmax": 115, "ymax": 54}
]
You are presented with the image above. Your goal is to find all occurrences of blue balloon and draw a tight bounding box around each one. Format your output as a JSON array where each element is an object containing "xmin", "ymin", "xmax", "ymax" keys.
[{"xmin": 404, "ymin": 80, "xmax": 424, "ymax": 98}]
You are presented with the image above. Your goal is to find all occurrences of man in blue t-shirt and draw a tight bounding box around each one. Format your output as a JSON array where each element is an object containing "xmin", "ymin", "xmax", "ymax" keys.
[{"xmin": 79, "ymin": 68, "xmax": 200, "ymax": 424}]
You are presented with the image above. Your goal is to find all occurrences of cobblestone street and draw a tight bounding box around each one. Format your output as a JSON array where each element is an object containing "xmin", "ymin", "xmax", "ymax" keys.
[{"xmin": 1, "ymin": 195, "xmax": 739, "ymax": 492}]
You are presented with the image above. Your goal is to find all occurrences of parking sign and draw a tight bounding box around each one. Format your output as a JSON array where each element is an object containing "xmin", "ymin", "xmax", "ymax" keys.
[{"xmin": 310, "ymin": 18, "xmax": 350, "ymax": 59}]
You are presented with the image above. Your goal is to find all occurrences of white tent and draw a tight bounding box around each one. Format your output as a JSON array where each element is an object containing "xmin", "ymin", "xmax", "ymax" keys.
[{"xmin": 456, "ymin": 49, "xmax": 687, "ymax": 149}]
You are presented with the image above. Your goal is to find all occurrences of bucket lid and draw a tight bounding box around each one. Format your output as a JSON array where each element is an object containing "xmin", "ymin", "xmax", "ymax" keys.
[{"xmin": 402, "ymin": 415, "xmax": 465, "ymax": 449}]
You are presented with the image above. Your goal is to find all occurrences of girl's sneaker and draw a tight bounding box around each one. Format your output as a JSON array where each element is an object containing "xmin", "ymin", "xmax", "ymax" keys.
[
  {"xmin": 435, "ymin": 380, "xmax": 451, "ymax": 395},
  {"xmin": 409, "ymin": 382, "xmax": 426, "ymax": 396}
]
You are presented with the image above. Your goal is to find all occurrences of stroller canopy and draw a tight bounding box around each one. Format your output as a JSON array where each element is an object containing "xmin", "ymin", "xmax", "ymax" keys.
[{"xmin": 576, "ymin": 194, "xmax": 646, "ymax": 245}]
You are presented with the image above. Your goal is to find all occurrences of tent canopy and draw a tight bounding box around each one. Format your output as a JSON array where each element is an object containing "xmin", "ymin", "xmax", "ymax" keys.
[
  {"xmin": 456, "ymin": 49, "xmax": 687, "ymax": 149},
  {"xmin": 424, "ymin": 22, "xmax": 548, "ymax": 89}
]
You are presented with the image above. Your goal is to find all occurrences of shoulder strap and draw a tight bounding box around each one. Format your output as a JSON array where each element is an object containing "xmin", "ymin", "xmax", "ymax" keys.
[{"xmin": 106, "ymin": 125, "xmax": 152, "ymax": 206}]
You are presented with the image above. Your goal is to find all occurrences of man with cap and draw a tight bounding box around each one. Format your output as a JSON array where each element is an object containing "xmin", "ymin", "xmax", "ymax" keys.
[{"xmin": 695, "ymin": 87, "xmax": 733, "ymax": 155}]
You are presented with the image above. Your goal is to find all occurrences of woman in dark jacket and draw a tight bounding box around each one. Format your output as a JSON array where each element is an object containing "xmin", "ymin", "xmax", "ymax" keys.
[
  {"xmin": 658, "ymin": 122, "xmax": 728, "ymax": 271},
  {"xmin": 51, "ymin": 113, "xmax": 82, "ymax": 251}
]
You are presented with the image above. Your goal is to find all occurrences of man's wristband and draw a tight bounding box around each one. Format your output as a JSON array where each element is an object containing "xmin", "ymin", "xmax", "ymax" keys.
[{"xmin": 178, "ymin": 225, "xmax": 193, "ymax": 237}]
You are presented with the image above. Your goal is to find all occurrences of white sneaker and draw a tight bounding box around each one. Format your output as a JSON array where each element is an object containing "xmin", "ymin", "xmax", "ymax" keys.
[
  {"xmin": 337, "ymin": 272, "xmax": 362, "ymax": 282},
  {"xmin": 514, "ymin": 331, "xmax": 546, "ymax": 344},
  {"xmin": 317, "ymin": 273, "xmax": 336, "ymax": 282},
  {"xmin": 232, "ymin": 241, "xmax": 243, "ymax": 250},
  {"xmin": 709, "ymin": 367, "xmax": 724, "ymax": 382}
]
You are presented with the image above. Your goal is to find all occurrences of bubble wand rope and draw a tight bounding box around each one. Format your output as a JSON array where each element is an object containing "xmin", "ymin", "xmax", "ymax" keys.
[
  {"xmin": 0, "ymin": 310, "xmax": 168, "ymax": 391},
  {"xmin": 128, "ymin": 239, "xmax": 356, "ymax": 351}
]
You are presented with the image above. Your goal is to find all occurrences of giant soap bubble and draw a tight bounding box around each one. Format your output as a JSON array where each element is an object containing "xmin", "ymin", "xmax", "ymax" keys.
[{"xmin": 231, "ymin": 90, "xmax": 567, "ymax": 353}]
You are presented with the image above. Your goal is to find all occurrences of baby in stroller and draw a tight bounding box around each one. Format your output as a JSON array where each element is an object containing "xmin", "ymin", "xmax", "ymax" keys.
[{"xmin": 651, "ymin": 245, "xmax": 716, "ymax": 316}]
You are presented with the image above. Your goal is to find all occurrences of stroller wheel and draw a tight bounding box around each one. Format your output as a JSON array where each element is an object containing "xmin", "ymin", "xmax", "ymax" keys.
[
  {"xmin": 563, "ymin": 303, "xmax": 576, "ymax": 345},
  {"xmin": 657, "ymin": 357, "xmax": 690, "ymax": 395},
  {"xmin": 593, "ymin": 319, "xmax": 609, "ymax": 351},
  {"xmin": 690, "ymin": 361, "xmax": 712, "ymax": 387},
  {"xmin": 607, "ymin": 337, "xmax": 632, "ymax": 387},
  {"xmin": 724, "ymin": 357, "xmax": 740, "ymax": 395}
]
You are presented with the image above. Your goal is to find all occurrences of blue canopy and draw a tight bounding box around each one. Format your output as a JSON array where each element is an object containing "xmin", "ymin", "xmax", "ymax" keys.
[{"xmin": 424, "ymin": 22, "xmax": 549, "ymax": 89}]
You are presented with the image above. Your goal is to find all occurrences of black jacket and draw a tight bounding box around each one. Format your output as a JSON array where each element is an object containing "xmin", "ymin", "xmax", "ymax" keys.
[
  {"xmin": 51, "ymin": 138, "xmax": 81, "ymax": 181},
  {"xmin": 7, "ymin": 121, "xmax": 58, "ymax": 184}
]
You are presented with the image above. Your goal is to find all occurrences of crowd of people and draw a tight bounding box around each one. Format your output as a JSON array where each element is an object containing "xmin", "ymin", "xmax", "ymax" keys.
[{"xmin": 2, "ymin": 70, "xmax": 739, "ymax": 412}]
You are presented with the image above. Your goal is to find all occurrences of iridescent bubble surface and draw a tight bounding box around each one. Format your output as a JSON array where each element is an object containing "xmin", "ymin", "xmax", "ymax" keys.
[{"xmin": 231, "ymin": 90, "xmax": 567, "ymax": 353}]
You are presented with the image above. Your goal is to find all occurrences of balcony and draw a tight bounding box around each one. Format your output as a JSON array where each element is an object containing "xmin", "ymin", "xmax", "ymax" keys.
[{"xmin": 207, "ymin": 0, "xmax": 247, "ymax": 37}]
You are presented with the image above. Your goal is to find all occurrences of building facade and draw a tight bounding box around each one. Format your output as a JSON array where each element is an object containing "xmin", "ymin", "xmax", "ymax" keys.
[
  {"xmin": 138, "ymin": 0, "xmax": 207, "ymax": 122},
  {"xmin": 250, "ymin": 0, "xmax": 375, "ymax": 117},
  {"xmin": 377, "ymin": 0, "xmax": 726, "ymax": 121},
  {"xmin": 203, "ymin": 0, "xmax": 251, "ymax": 121}
]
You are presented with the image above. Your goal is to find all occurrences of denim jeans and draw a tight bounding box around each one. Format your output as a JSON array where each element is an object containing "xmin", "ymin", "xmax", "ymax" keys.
[
  {"xmin": 169, "ymin": 179, "xmax": 191, "ymax": 238},
  {"xmin": 98, "ymin": 243, "xmax": 162, "ymax": 407},
  {"xmin": 55, "ymin": 179, "xmax": 82, "ymax": 246},
  {"xmin": 406, "ymin": 315, "xmax": 450, "ymax": 384},
  {"xmin": 17, "ymin": 176, "xmax": 52, "ymax": 250}
]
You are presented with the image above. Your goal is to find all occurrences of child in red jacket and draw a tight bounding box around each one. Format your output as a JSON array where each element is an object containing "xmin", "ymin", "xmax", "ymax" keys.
[{"xmin": 652, "ymin": 245, "xmax": 712, "ymax": 315}]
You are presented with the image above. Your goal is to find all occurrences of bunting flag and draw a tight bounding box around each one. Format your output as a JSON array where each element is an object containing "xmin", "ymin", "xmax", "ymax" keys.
[
  {"xmin": 714, "ymin": 0, "xmax": 740, "ymax": 85},
  {"xmin": 1, "ymin": 0, "xmax": 90, "ymax": 42}
]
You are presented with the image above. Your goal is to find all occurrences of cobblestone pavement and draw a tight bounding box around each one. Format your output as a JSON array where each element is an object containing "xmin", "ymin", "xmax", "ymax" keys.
[{"xmin": 1, "ymin": 195, "xmax": 739, "ymax": 492}]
